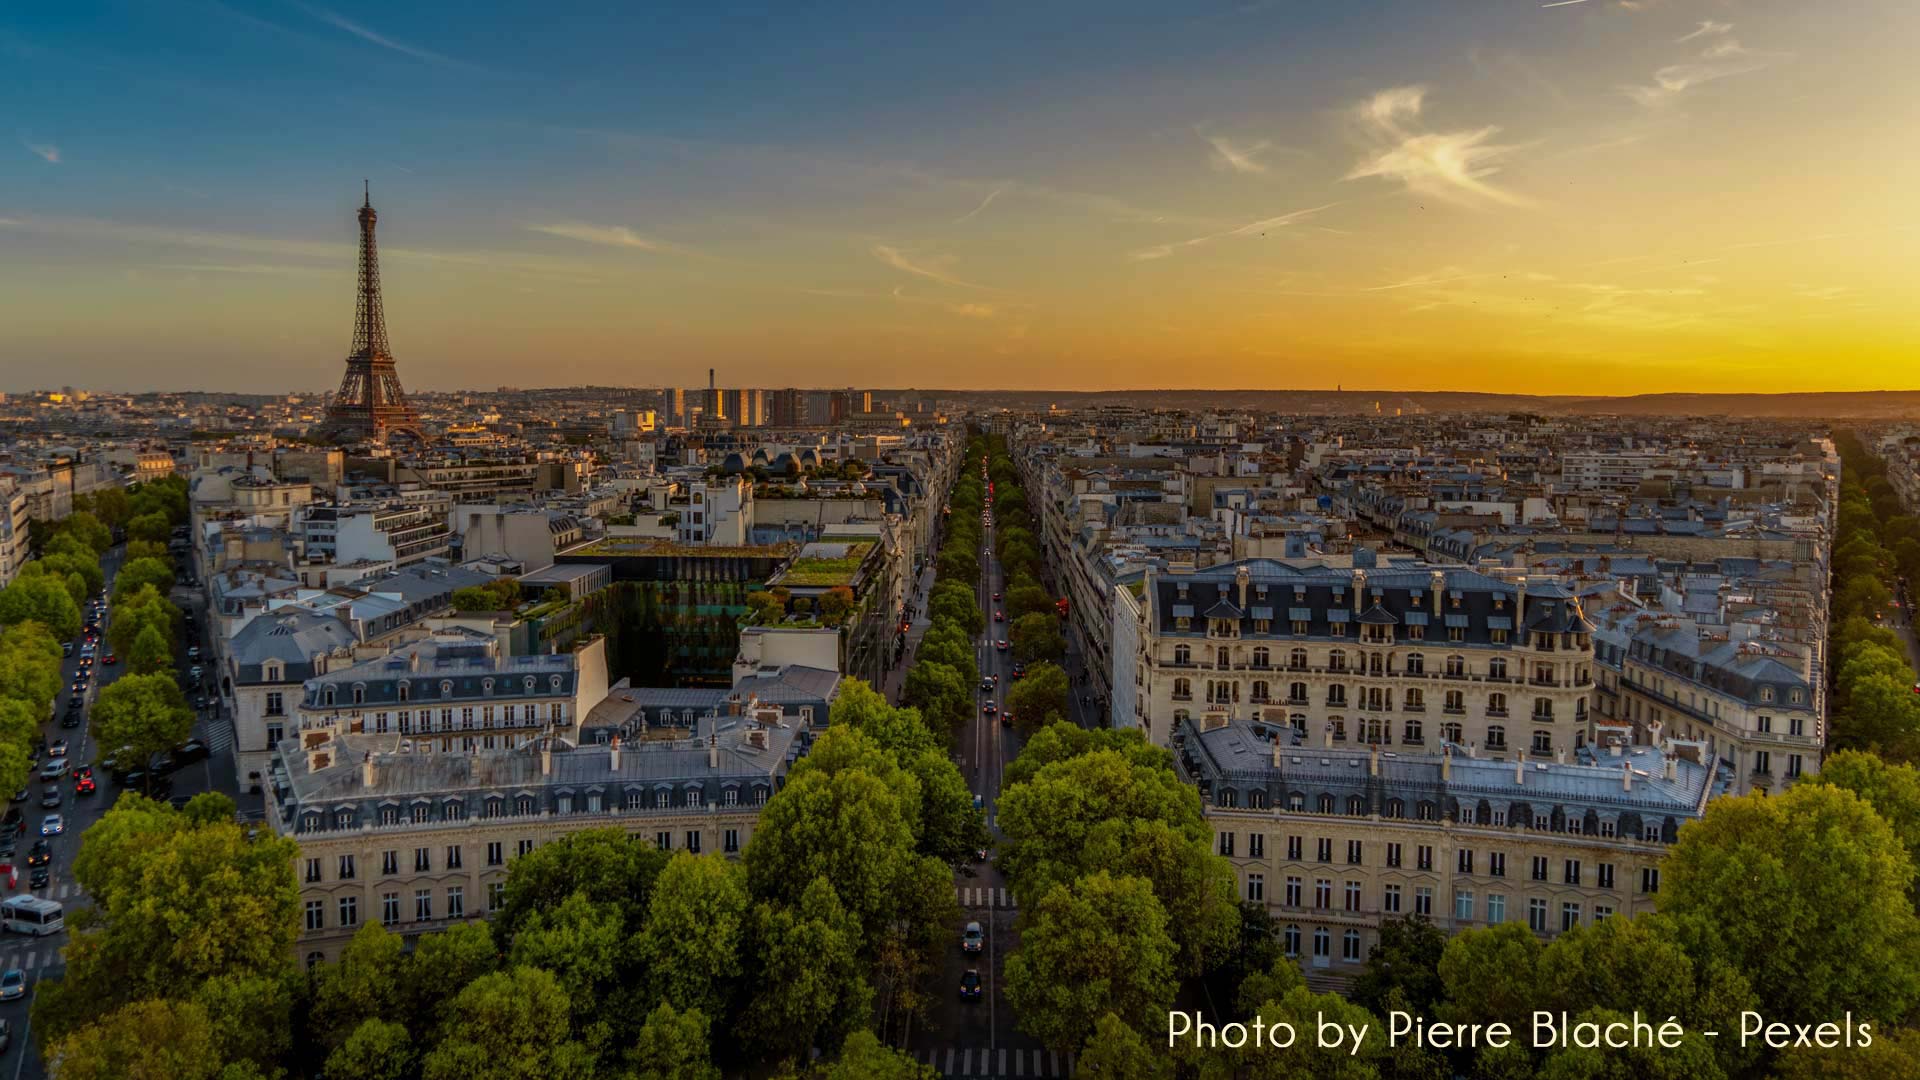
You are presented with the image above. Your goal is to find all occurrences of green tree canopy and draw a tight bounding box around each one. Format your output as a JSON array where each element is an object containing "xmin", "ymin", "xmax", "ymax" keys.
[
  {"xmin": 45, "ymin": 998, "xmax": 224, "ymax": 1080},
  {"xmin": 624, "ymin": 1002, "xmax": 721, "ymax": 1080},
  {"xmin": 1005, "ymin": 871, "xmax": 1177, "ymax": 1054},
  {"xmin": 1006, "ymin": 660, "xmax": 1069, "ymax": 732},
  {"xmin": 112, "ymin": 556, "xmax": 176, "ymax": 604},
  {"xmin": 420, "ymin": 967, "xmax": 597, "ymax": 1080},
  {"xmin": 0, "ymin": 572, "xmax": 81, "ymax": 640},
  {"xmin": 636, "ymin": 853, "xmax": 751, "ymax": 1019},
  {"xmin": 91, "ymin": 672, "xmax": 195, "ymax": 781}
]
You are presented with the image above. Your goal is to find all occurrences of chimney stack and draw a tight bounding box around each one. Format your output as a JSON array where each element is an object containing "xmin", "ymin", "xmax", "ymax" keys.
[
  {"xmin": 362, "ymin": 751, "xmax": 377, "ymax": 789},
  {"xmin": 1322, "ymin": 723, "xmax": 1333, "ymax": 749},
  {"xmin": 1622, "ymin": 761, "xmax": 1633, "ymax": 792},
  {"xmin": 609, "ymin": 734, "xmax": 622, "ymax": 772},
  {"xmin": 540, "ymin": 738, "xmax": 552, "ymax": 777},
  {"xmin": 1664, "ymin": 754, "xmax": 1677, "ymax": 782},
  {"xmin": 1514, "ymin": 755, "xmax": 1525, "ymax": 785},
  {"xmin": 1369, "ymin": 745, "xmax": 1380, "ymax": 776},
  {"xmin": 1271, "ymin": 740, "xmax": 1282, "ymax": 769},
  {"xmin": 1440, "ymin": 743, "xmax": 1452, "ymax": 781},
  {"xmin": 708, "ymin": 731, "xmax": 719, "ymax": 769}
]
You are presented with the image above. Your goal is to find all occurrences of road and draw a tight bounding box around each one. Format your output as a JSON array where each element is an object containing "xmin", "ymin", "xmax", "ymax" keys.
[
  {"xmin": 1, "ymin": 549, "xmax": 238, "ymax": 1080},
  {"xmin": 911, "ymin": 467, "xmax": 1078, "ymax": 1077}
]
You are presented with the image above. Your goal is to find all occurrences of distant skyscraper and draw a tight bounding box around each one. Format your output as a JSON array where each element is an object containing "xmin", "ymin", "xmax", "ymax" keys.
[{"xmin": 318, "ymin": 186, "xmax": 422, "ymax": 444}]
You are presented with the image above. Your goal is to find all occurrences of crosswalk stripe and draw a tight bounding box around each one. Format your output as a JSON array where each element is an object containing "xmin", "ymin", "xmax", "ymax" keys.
[
  {"xmin": 962, "ymin": 1048, "xmax": 971, "ymax": 1075},
  {"xmin": 999, "ymin": 1048, "xmax": 1007, "ymax": 1076},
  {"xmin": 1014, "ymin": 1048, "xmax": 1024, "ymax": 1076},
  {"xmin": 943, "ymin": 1048, "xmax": 953, "ymax": 1074},
  {"xmin": 1051, "ymin": 1051, "xmax": 1060, "ymax": 1076}
]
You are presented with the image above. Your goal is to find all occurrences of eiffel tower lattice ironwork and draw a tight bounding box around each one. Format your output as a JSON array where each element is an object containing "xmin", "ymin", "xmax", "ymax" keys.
[{"xmin": 319, "ymin": 183, "xmax": 423, "ymax": 444}]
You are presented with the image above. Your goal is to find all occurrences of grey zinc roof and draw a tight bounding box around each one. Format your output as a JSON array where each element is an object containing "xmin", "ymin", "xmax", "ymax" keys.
[{"xmin": 231, "ymin": 610, "xmax": 358, "ymax": 682}]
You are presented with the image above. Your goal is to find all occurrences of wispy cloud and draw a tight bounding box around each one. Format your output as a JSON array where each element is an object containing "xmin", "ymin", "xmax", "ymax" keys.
[
  {"xmin": 871, "ymin": 245, "xmax": 996, "ymax": 290},
  {"xmin": 1344, "ymin": 86, "xmax": 1530, "ymax": 207},
  {"xmin": 953, "ymin": 184, "xmax": 1008, "ymax": 225},
  {"xmin": 1203, "ymin": 133, "xmax": 1271, "ymax": 175},
  {"xmin": 23, "ymin": 140, "xmax": 59, "ymax": 164},
  {"xmin": 948, "ymin": 303, "xmax": 997, "ymax": 319},
  {"xmin": 1624, "ymin": 31, "xmax": 1781, "ymax": 107},
  {"xmin": 1540, "ymin": 0, "xmax": 1592, "ymax": 8},
  {"xmin": 526, "ymin": 222, "xmax": 686, "ymax": 254},
  {"xmin": 1128, "ymin": 204, "xmax": 1338, "ymax": 262},
  {"xmin": 297, "ymin": 4, "xmax": 470, "ymax": 67},
  {"xmin": 1676, "ymin": 20, "xmax": 1732, "ymax": 43}
]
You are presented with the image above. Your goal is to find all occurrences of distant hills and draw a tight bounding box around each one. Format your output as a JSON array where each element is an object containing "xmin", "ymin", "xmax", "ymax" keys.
[{"xmin": 896, "ymin": 389, "xmax": 1920, "ymax": 419}]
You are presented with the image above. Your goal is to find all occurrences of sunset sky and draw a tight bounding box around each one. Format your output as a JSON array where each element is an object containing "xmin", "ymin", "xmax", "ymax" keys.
[{"xmin": 3, "ymin": 0, "xmax": 1915, "ymax": 394}]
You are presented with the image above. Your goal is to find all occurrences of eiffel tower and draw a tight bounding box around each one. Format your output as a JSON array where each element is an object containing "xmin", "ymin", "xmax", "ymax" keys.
[{"xmin": 317, "ymin": 184, "xmax": 424, "ymax": 444}]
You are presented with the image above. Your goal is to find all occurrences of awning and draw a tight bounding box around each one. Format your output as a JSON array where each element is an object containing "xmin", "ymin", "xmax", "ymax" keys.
[
  {"xmin": 1444, "ymin": 614, "xmax": 1470, "ymax": 628},
  {"xmin": 1486, "ymin": 616, "xmax": 1513, "ymax": 630},
  {"xmin": 1403, "ymin": 611, "xmax": 1429, "ymax": 626},
  {"xmin": 1172, "ymin": 604, "xmax": 1195, "ymax": 618},
  {"xmin": 1326, "ymin": 609, "xmax": 1351, "ymax": 623},
  {"xmin": 1289, "ymin": 607, "xmax": 1313, "ymax": 621}
]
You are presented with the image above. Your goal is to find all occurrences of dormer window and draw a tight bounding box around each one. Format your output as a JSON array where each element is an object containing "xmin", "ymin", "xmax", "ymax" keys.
[
  {"xmin": 263, "ymin": 661, "xmax": 283, "ymax": 682},
  {"xmin": 549, "ymin": 674, "xmax": 563, "ymax": 691},
  {"xmin": 323, "ymin": 688, "xmax": 335, "ymax": 706},
  {"xmin": 398, "ymin": 683, "xmax": 409, "ymax": 702},
  {"xmin": 524, "ymin": 675, "xmax": 537, "ymax": 692},
  {"xmin": 1759, "ymin": 687, "xmax": 1774, "ymax": 703},
  {"xmin": 440, "ymin": 680, "xmax": 454, "ymax": 698},
  {"xmin": 352, "ymin": 684, "xmax": 366, "ymax": 705},
  {"xmin": 482, "ymin": 678, "xmax": 494, "ymax": 693}
]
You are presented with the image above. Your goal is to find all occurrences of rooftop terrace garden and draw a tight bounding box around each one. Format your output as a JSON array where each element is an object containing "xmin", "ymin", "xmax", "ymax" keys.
[{"xmin": 777, "ymin": 541, "xmax": 875, "ymax": 587}]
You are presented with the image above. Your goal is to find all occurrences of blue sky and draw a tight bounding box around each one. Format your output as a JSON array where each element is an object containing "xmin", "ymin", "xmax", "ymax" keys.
[{"xmin": 4, "ymin": 0, "xmax": 1915, "ymax": 393}]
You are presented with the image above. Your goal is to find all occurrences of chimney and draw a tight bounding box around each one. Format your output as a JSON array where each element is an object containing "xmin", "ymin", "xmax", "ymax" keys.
[
  {"xmin": 609, "ymin": 734, "xmax": 621, "ymax": 772},
  {"xmin": 1236, "ymin": 564, "xmax": 1250, "ymax": 610},
  {"xmin": 1351, "ymin": 568, "xmax": 1366, "ymax": 614},
  {"xmin": 1514, "ymin": 755, "xmax": 1525, "ymax": 785},
  {"xmin": 1664, "ymin": 754, "xmax": 1677, "ymax": 782},
  {"xmin": 1322, "ymin": 723, "xmax": 1333, "ymax": 749},
  {"xmin": 1430, "ymin": 571, "xmax": 1445, "ymax": 616},
  {"xmin": 362, "ymin": 751, "xmax": 377, "ymax": 789},
  {"xmin": 540, "ymin": 739, "xmax": 552, "ymax": 777},
  {"xmin": 1272, "ymin": 740, "xmax": 1283, "ymax": 768},
  {"xmin": 1516, "ymin": 576, "xmax": 1529, "ymax": 629},
  {"xmin": 708, "ymin": 731, "xmax": 720, "ymax": 769},
  {"xmin": 1369, "ymin": 745, "xmax": 1380, "ymax": 776},
  {"xmin": 1440, "ymin": 743, "xmax": 1451, "ymax": 781},
  {"xmin": 1622, "ymin": 761, "xmax": 1633, "ymax": 792}
]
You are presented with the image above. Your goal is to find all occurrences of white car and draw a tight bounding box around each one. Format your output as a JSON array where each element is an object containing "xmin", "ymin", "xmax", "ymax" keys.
[
  {"xmin": 37, "ymin": 760, "xmax": 67, "ymax": 781},
  {"xmin": 38, "ymin": 814, "xmax": 63, "ymax": 837}
]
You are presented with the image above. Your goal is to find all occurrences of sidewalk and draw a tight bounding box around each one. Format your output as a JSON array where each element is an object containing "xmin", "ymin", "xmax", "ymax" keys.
[{"xmin": 882, "ymin": 564, "xmax": 940, "ymax": 703}]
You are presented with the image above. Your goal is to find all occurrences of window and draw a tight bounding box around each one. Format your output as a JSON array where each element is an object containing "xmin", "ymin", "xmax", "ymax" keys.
[
  {"xmin": 1248, "ymin": 832, "xmax": 1265, "ymax": 859},
  {"xmin": 1560, "ymin": 902, "xmax": 1581, "ymax": 932},
  {"xmin": 1787, "ymin": 755, "xmax": 1803, "ymax": 778},
  {"xmin": 1344, "ymin": 881, "xmax": 1361, "ymax": 911},
  {"xmin": 487, "ymin": 842, "xmax": 503, "ymax": 867},
  {"xmin": 1415, "ymin": 887, "xmax": 1433, "ymax": 916},
  {"xmin": 1489, "ymin": 658, "xmax": 1507, "ymax": 679},
  {"xmin": 414, "ymin": 848, "xmax": 430, "ymax": 873},
  {"xmin": 381, "ymin": 850, "xmax": 398, "ymax": 875},
  {"xmin": 1248, "ymin": 873, "xmax": 1265, "ymax": 903},
  {"xmin": 446, "ymin": 846, "xmax": 463, "ymax": 870},
  {"xmin": 1597, "ymin": 862, "xmax": 1615, "ymax": 890},
  {"xmin": 305, "ymin": 858, "xmax": 321, "ymax": 884},
  {"xmin": 1527, "ymin": 898, "xmax": 1548, "ymax": 932},
  {"xmin": 1454, "ymin": 889, "xmax": 1475, "ymax": 922},
  {"xmin": 1253, "ymin": 647, "xmax": 1270, "ymax": 667},
  {"xmin": 1386, "ymin": 842, "xmax": 1403, "ymax": 868},
  {"xmin": 1487, "ymin": 724, "xmax": 1506, "ymax": 749},
  {"xmin": 338, "ymin": 854, "xmax": 356, "ymax": 880},
  {"xmin": 517, "ymin": 839, "xmax": 535, "ymax": 856},
  {"xmin": 724, "ymin": 828, "xmax": 740, "ymax": 854},
  {"xmin": 1531, "ymin": 856, "xmax": 1548, "ymax": 881},
  {"xmin": 1287, "ymin": 835, "xmax": 1303, "ymax": 861},
  {"xmin": 1346, "ymin": 840, "xmax": 1363, "ymax": 865},
  {"xmin": 305, "ymin": 900, "xmax": 324, "ymax": 931},
  {"xmin": 1383, "ymin": 884, "xmax": 1401, "ymax": 913},
  {"xmin": 656, "ymin": 831, "xmax": 672, "ymax": 850},
  {"xmin": 1313, "ymin": 928, "xmax": 1331, "ymax": 958},
  {"xmin": 1595, "ymin": 904, "xmax": 1614, "ymax": 922},
  {"xmin": 1532, "ymin": 729, "xmax": 1553, "ymax": 754},
  {"xmin": 1489, "ymin": 852, "xmax": 1507, "ymax": 878},
  {"xmin": 686, "ymin": 831, "xmax": 702, "ymax": 853},
  {"xmin": 1285, "ymin": 876, "xmax": 1302, "ymax": 906},
  {"xmin": 339, "ymin": 896, "xmax": 359, "ymax": 928},
  {"xmin": 1457, "ymin": 849, "xmax": 1474, "ymax": 874},
  {"xmin": 1406, "ymin": 653, "xmax": 1424, "ymax": 675},
  {"xmin": 1219, "ymin": 832, "xmax": 1236, "ymax": 857},
  {"xmin": 1316, "ymin": 838, "xmax": 1332, "ymax": 862},
  {"xmin": 1314, "ymin": 879, "xmax": 1332, "ymax": 909},
  {"xmin": 1563, "ymin": 859, "xmax": 1581, "ymax": 886},
  {"xmin": 381, "ymin": 893, "xmax": 400, "ymax": 927},
  {"xmin": 1487, "ymin": 894, "xmax": 1506, "ymax": 924},
  {"xmin": 1417, "ymin": 845, "xmax": 1433, "ymax": 871},
  {"xmin": 1284, "ymin": 925, "xmax": 1301, "ymax": 957},
  {"xmin": 1290, "ymin": 648, "xmax": 1308, "ymax": 670},
  {"xmin": 447, "ymin": 887, "xmax": 465, "ymax": 920},
  {"xmin": 1172, "ymin": 678, "xmax": 1192, "ymax": 700},
  {"xmin": 1342, "ymin": 929, "xmax": 1362, "ymax": 962},
  {"xmin": 265, "ymin": 692, "xmax": 284, "ymax": 717},
  {"xmin": 1446, "ymin": 655, "xmax": 1466, "ymax": 677},
  {"xmin": 1174, "ymin": 644, "xmax": 1191, "ymax": 665},
  {"xmin": 1641, "ymin": 867, "xmax": 1660, "ymax": 894},
  {"xmin": 488, "ymin": 882, "xmax": 506, "ymax": 912},
  {"xmin": 415, "ymin": 890, "xmax": 433, "ymax": 922}
]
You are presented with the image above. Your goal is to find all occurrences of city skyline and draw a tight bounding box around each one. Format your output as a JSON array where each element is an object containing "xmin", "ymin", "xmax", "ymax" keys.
[{"xmin": 4, "ymin": 0, "xmax": 1916, "ymax": 394}]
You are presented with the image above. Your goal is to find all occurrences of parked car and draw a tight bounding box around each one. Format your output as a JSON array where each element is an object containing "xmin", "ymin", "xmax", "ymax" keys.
[
  {"xmin": 103, "ymin": 653, "xmax": 117, "ymax": 665},
  {"xmin": 962, "ymin": 921, "xmax": 984, "ymax": 954},
  {"xmin": 59, "ymin": 712, "xmax": 80, "ymax": 730},
  {"xmin": 187, "ymin": 645, "xmax": 201, "ymax": 660},
  {"xmin": 60, "ymin": 642, "xmax": 73, "ymax": 657}
]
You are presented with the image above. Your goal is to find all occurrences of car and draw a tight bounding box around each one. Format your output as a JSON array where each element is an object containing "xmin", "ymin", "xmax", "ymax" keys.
[
  {"xmin": 993, "ymin": 610, "xmax": 1004, "ymax": 622},
  {"xmin": 74, "ymin": 765, "xmax": 92, "ymax": 781},
  {"xmin": 188, "ymin": 665, "xmax": 204, "ymax": 680},
  {"xmin": 59, "ymin": 713, "xmax": 80, "ymax": 730},
  {"xmin": 37, "ymin": 760, "xmax": 67, "ymax": 782},
  {"xmin": 1011, "ymin": 661, "xmax": 1026, "ymax": 678},
  {"xmin": 992, "ymin": 592, "xmax": 1001, "ymax": 601},
  {"xmin": 173, "ymin": 739, "xmax": 210, "ymax": 765},
  {"xmin": 37, "ymin": 788, "xmax": 59, "ymax": 810},
  {"xmin": 23, "ymin": 842, "xmax": 46, "ymax": 868},
  {"xmin": 1001, "ymin": 711, "xmax": 1013, "ymax": 727},
  {"xmin": 39, "ymin": 814, "xmax": 63, "ymax": 837},
  {"xmin": 1, "ymin": 808, "xmax": 19, "ymax": 831},
  {"xmin": 79, "ymin": 644, "xmax": 94, "ymax": 657},
  {"xmin": 61, "ymin": 642, "xmax": 73, "ymax": 657},
  {"xmin": 972, "ymin": 794, "xmax": 984, "ymax": 810},
  {"xmin": 103, "ymin": 653, "xmax": 117, "ymax": 665},
  {"xmin": 982, "ymin": 702, "xmax": 998, "ymax": 716},
  {"xmin": 74, "ymin": 775, "xmax": 95, "ymax": 796},
  {"xmin": 996, "ymin": 639, "xmax": 1009, "ymax": 651},
  {"xmin": 187, "ymin": 645, "xmax": 201, "ymax": 660},
  {"xmin": 962, "ymin": 921, "xmax": 984, "ymax": 954},
  {"xmin": 960, "ymin": 969, "xmax": 983, "ymax": 1001},
  {"xmin": 48, "ymin": 740, "xmax": 66, "ymax": 758},
  {"xmin": 0, "ymin": 971, "xmax": 23, "ymax": 1002},
  {"xmin": 28, "ymin": 866, "xmax": 48, "ymax": 890}
]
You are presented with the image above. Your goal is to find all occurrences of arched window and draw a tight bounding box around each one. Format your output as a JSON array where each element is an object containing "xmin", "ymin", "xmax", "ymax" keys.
[
  {"xmin": 398, "ymin": 682, "xmax": 410, "ymax": 702},
  {"xmin": 1533, "ymin": 697, "xmax": 1554, "ymax": 720},
  {"xmin": 307, "ymin": 952, "xmax": 326, "ymax": 971},
  {"xmin": 1289, "ymin": 648, "xmax": 1309, "ymax": 670},
  {"xmin": 1328, "ymin": 651, "xmax": 1347, "ymax": 673},
  {"xmin": 1342, "ymin": 929, "xmax": 1362, "ymax": 961},
  {"xmin": 1446, "ymin": 655, "xmax": 1466, "ymax": 677},
  {"xmin": 1403, "ymin": 718, "xmax": 1423, "ymax": 743},
  {"xmin": 1216, "ymin": 647, "xmax": 1231, "ymax": 669},
  {"xmin": 1174, "ymin": 644, "xmax": 1191, "ymax": 665},
  {"xmin": 1219, "ymin": 789, "xmax": 1238, "ymax": 808},
  {"xmin": 1441, "ymin": 722, "xmax": 1462, "ymax": 743},
  {"xmin": 1488, "ymin": 692, "xmax": 1507, "ymax": 716},
  {"xmin": 1317, "ymin": 793, "xmax": 1336, "ymax": 814},
  {"xmin": 1289, "ymin": 682, "xmax": 1308, "ymax": 703},
  {"xmin": 1532, "ymin": 730, "xmax": 1553, "ymax": 754},
  {"xmin": 1252, "ymin": 647, "xmax": 1271, "ymax": 667},
  {"xmin": 1313, "ymin": 928, "xmax": 1331, "ymax": 957},
  {"xmin": 1405, "ymin": 652, "xmax": 1424, "ymax": 675},
  {"xmin": 1172, "ymin": 677, "xmax": 1191, "ymax": 700},
  {"xmin": 1444, "ymin": 690, "xmax": 1463, "ymax": 712},
  {"xmin": 1284, "ymin": 925, "xmax": 1302, "ymax": 957},
  {"xmin": 1487, "ymin": 724, "xmax": 1506, "ymax": 749},
  {"xmin": 1405, "ymin": 688, "xmax": 1424, "ymax": 710},
  {"xmin": 1489, "ymin": 657, "xmax": 1507, "ymax": 679}
]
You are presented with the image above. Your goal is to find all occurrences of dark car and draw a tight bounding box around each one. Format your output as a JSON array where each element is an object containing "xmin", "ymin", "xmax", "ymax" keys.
[
  {"xmin": 28, "ymin": 866, "xmax": 48, "ymax": 890},
  {"xmin": 25, "ymin": 841, "xmax": 50, "ymax": 867},
  {"xmin": 156, "ymin": 739, "xmax": 210, "ymax": 774},
  {"xmin": 960, "ymin": 969, "xmax": 983, "ymax": 1000},
  {"xmin": 59, "ymin": 713, "xmax": 80, "ymax": 729}
]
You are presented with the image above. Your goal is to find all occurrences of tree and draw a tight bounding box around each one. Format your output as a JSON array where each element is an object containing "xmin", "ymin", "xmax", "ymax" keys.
[
  {"xmin": 0, "ymin": 620, "xmax": 64, "ymax": 714},
  {"xmin": 91, "ymin": 673, "xmax": 195, "ymax": 783},
  {"xmin": 901, "ymin": 660, "xmax": 970, "ymax": 741},
  {"xmin": 742, "ymin": 878, "xmax": 872, "ymax": 1063},
  {"xmin": 1352, "ymin": 915, "xmax": 1448, "ymax": 1018},
  {"xmin": 39, "ymin": 795, "xmax": 300, "ymax": 1041},
  {"xmin": 112, "ymin": 556, "xmax": 176, "ymax": 604},
  {"xmin": 745, "ymin": 590, "xmax": 787, "ymax": 624},
  {"xmin": 61, "ymin": 510, "xmax": 113, "ymax": 554},
  {"xmin": 37, "ymin": 549, "xmax": 105, "ymax": 601},
  {"xmin": 403, "ymin": 922, "xmax": 499, "ymax": 1019},
  {"xmin": 996, "ymin": 747, "xmax": 1208, "ymax": 900},
  {"xmin": 1005, "ymin": 871, "xmax": 1177, "ymax": 1053},
  {"xmin": 1664, "ymin": 783, "xmax": 1920, "ymax": 1024},
  {"xmin": 1007, "ymin": 661, "xmax": 1069, "ymax": 732},
  {"xmin": 1436, "ymin": 923, "xmax": 1544, "ymax": 1028},
  {"xmin": 126, "ymin": 511, "xmax": 173, "ymax": 544},
  {"xmin": 1770, "ymin": 1025, "xmax": 1920, "ymax": 1080},
  {"xmin": 0, "ymin": 573, "xmax": 81, "ymax": 640},
  {"xmin": 421, "ymin": 967, "xmax": 597, "ymax": 1080},
  {"xmin": 1805, "ymin": 750, "xmax": 1920, "ymax": 908},
  {"xmin": 1535, "ymin": 1007, "xmax": 1725, "ymax": 1080},
  {"xmin": 312, "ymin": 923, "xmax": 408, "ymax": 1048},
  {"xmin": 1234, "ymin": 953, "xmax": 1304, "ymax": 1017},
  {"xmin": 108, "ymin": 585, "xmax": 180, "ymax": 658},
  {"xmin": 194, "ymin": 972, "xmax": 293, "ymax": 1077},
  {"xmin": 494, "ymin": 827, "xmax": 668, "ymax": 947},
  {"xmin": 124, "ymin": 539, "xmax": 170, "ymax": 564},
  {"xmin": 1003, "ymin": 722, "xmax": 1173, "ymax": 789},
  {"xmin": 624, "ymin": 1003, "xmax": 721, "ymax": 1080},
  {"xmin": 1182, "ymin": 985, "xmax": 1385, "ymax": 1080},
  {"xmin": 819, "ymin": 585, "xmax": 855, "ymax": 624},
  {"xmin": 808, "ymin": 1030, "xmax": 935, "ymax": 1080},
  {"xmin": 325, "ymin": 1019, "xmax": 417, "ymax": 1080},
  {"xmin": 1010, "ymin": 612, "xmax": 1066, "ymax": 665},
  {"xmin": 45, "ymin": 998, "xmax": 224, "ymax": 1080},
  {"xmin": 636, "ymin": 854, "xmax": 751, "ymax": 1019},
  {"xmin": 1006, "ymin": 583, "xmax": 1055, "ymax": 620},
  {"xmin": 129, "ymin": 623, "xmax": 173, "ymax": 675}
]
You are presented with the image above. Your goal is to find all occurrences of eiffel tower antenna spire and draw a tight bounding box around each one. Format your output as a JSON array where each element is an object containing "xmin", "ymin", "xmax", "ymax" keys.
[{"xmin": 318, "ymin": 186, "xmax": 423, "ymax": 444}]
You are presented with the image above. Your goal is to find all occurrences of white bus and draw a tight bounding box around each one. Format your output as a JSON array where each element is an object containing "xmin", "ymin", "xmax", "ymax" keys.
[{"xmin": 0, "ymin": 896, "xmax": 63, "ymax": 936}]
